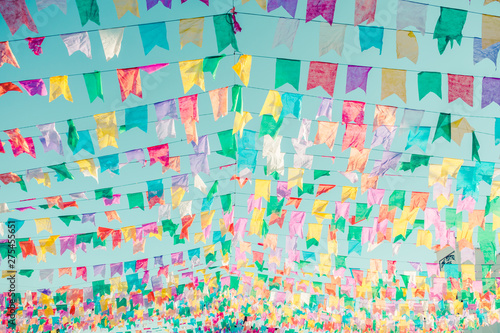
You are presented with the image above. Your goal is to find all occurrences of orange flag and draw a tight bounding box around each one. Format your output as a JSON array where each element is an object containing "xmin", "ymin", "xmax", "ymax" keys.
[{"xmin": 117, "ymin": 68, "xmax": 142, "ymax": 101}]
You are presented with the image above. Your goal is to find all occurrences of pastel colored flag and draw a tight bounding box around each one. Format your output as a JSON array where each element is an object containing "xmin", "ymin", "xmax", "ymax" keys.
[
  {"xmin": 148, "ymin": 144, "xmax": 169, "ymax": 166},
  {"xmin": 179, "ymin": 59, "xmax": 205, "ymax": 93},
  {"xmin": 448, "ymin": 74, "xmax": 473, "ymax": 106},
  {"xmin": 233, "ymin": 111, "xmax": 252, "ymax": 137},
  {"xmin": 83, "ymin": 71, "xmax": 103, "ymax": 102},
  {"xmin": 306, "ymin": 0, "xmax": 336, "ymax": 24},
  {"xmin": 373, "ymin": 105, "xmax": 396, "ymax": 131},
  {"xmin": 99, "ymin": 154, "xmax": 119, "ymax": 175},
  {"xmin": 268, "ymin": 0, "xmax": 298, "ymax": 17},
  {"xmin": 260, "ymin": 90, "xmax": 283, "ymax": 121},
  {"xmin": 416, "ymin": 230, "xmax": 432, "ymax": 249},
  {"xmin": 355, "ymin": 0, "xmax": 377, "ymax": 25},
  {"xmin": 49, "ymin": 76, "xmax": 73, "ymax": 102},
  {"xmin": 99, "ymin": 28, "xmax": 124, "ymax": 61},
  {"xmin": 181, "ymin": 0, "xmax": 208, "ymax": 5},
  {"xmin": 139, "ymin": 22, "xmax": 168, "ymax": 55},
  {"xmin": 179, "ymin": 17, "xmax": 204, "ymax": 48},
  {"xmin": 37, "ymin": 123, "xmax": 63, "ymax": 155},
  {"xmin": 113, "ymin": 0, "xmax": 139, "ymax": 18},
  {"xmin": 209, "ymin": 87, "xmax": 228, "ymax": 121},
  {"xmin": 432, "ymin": 113, "xmax": 451, "ymax": 143},
  {"xmin": 405, "ymin": 126, "xmax": 430, "ymax": 152},
  {"xmin": 156, "ymin": 119, "xmax": 175, "ymax": 142},
  {"xmin": 75, "ymin": 0, "xmax": 100, "ymax": 26},
  {"xmin": 25, "ymin": 37, "xmax": 45, "ymax": 55},
  {"xmin": 61, "ymin": 32, "xmax": 92, "ymax": 58},
  {"xmin": 450, "ymin": 118, "xmax": 474, "ymax": 146},
  {"xmin": 75, "ymin": 159, "xmax": 98, "ymax": 181},
  {"xmin": 0, "ymin": 42, "xmax": 19, "ymax": 68},
  {"xmin": 342, "ymin": 101, "xmax": 365, "ymax": 124},
  {"xmin": 381, "ymin": 68, "xmax": 406, "ymax": 102},
  {"xmin": 242, "ymin": 0, "xmax": 266, "ymax": 9},
  {"xmin": 370, "ymin": 125, "xmax": 396, "ymax": 150},
  {"xmin": 496, "ymin": 118, "xmax": 500, "ymax": 145},
  {"xmin": 307, "ymin": 61, "xmax": 338, "ymax": 96},
  {"xmin": 0, "ymin": 0, "xmax": 38, "ymax": 35},
  {"xmin": 35, "ymin": 218, "xmax": 52, "ymax": 234},
  {"xmin": 341, "ymin": 186, "xmax": 357, "ymax": 202},
  {"xmin": 473, "ymin": 37, "xmax": 500, "ymax": 66},
  {"xmin": 482, "ymin": 14, "xmax": 500, "ymax": 49},
  {"xmin": 345, "ymin": 65, "xmax": 371, "ymax": 94},
  {"xmin": 316, "ymin": 184, "xmax": 335, "ymax": 196},
  {"xmin": 155, "ymin": 99, "xmax": 177, "ymax": 120},
  {"xmin": 117, "ymin": 67, "xmax": 142, "ymax": 101},
  {"xmin": 396, "ymin": 30, "xmax": 418, "ymax": 64},
  {"xmin": 232, "ymin": 55, "xmax": 252, "ymax": 86},
  {"xmin": 213, "ymin": 14, "xmax": 238, "ymax": 52},
  {"xmin": 319, "ymin": 23, "xmax": 345, "ymax": 57},
  {"xmin": 146, "ymin": 0, "xmax": 171, "ymax": 9},
  {"xmin": 346, "ymin": 148, "xmax": 370, "ymax": 173},
  {"xmin": 359, "ymin": 26, "xmax": 383, "ymax": 54},
  {"xmin": 19, "ymin": 79, "xmax": 47, "ymax": 96},
  {"xmin": 94, "ymin": 111, "xmax": 118, "ymax": 149},
  {"xmin": 342, "ymin": 124, "xmax": 367, "ymax": 151},
  {"xmin": 275, "ymin": 58, "xmax": 300, "ymax": 90},
  {"xmin": 273, "ymin": 18, "xmax": 300, "ymax": 51},
  {"xmin": 0, "ymin": 82, "xmax": 22, "ymax": 97},
  {"xmin": 316, "ymin": 98, "xmax": 332, "ymax": 120},
  {"xmin": 482, "ymin": 77, "xmax": 500, "ymax": 108},
  {"xmin": 433, "ymin": 7, "xmax": 467, "ymax": 54},
  {"xmin": 178, "ymin": 94, "xmax": 199, "ymax": 124},
  {"xmin": 397, "ymin": 0, "xmax": 427, "ymax": 35},
  {"xmin": 314, "ymin": 121, "xmax": 339, "ymax": 150},
  {"xmin": 417, "ymin": 72, "xmax": 441, "ymax": 100},
  {"xmin": 36, "ymin": 0, "xmax": 67, "ymax": 13}
]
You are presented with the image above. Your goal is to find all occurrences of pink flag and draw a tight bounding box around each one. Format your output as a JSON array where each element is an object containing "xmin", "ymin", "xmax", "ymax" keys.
[
  {"xmin": 19, "ymin": 79, "xmax": 47, "ymax": 96},
  {"xmin": 26, "ymin": 37, "xmax": 45, "ymax": 55},
  {"xmin": 5, "ymin": 128, "xmax": 35, "ymax": 158},
  {"xmin": 117, "ymin": 68, "xmax": 142, "ymax": 101},
  {"xmin": 147, "ymin": 143, "xmax": 169, "ymax": 167},
  {"xmin": 76, "ymin": 267, "xmax": 87, "ymax": 281},
  {"xmin": 342, "ymin": 101, "xmax": 365, "ymax": 124},
  {"xmin": 289, "ymin": 211, "xmax": 305, "ymax": 238},
  {"xmin": 178, "ymin": 94, "xmax": 199, "ymax": 124},
  {"xmin": 0, "ymin": 42, "xmax": 19, "ymax": 68},
  {"xmin": 367, "ymin": 188, "xmax": 384, "ymax": 207},
  {"xmin": 448, "ymin": 74, "xmax": 473, "ymax": 107},
  {"xmin": 305, "ymin": 0, "xmax": 337, "ymax": 25},
  {"xmin": 306, "ymin": 61, "xmax": 338, "ymax": 96},
  {"xmin": 0, "ymin": 0, "xmax": 38, "ymax": 35},
  {"xmin": 335, "ymin": 201, "xmax": 350, "ymax": 221},
  {"xmin": 354, "ymin": 0, "xmax": 377, "ymax": 26},
  {"xmin": 342, "ymin": 124, "xmax": 367, "ymax": 151}
]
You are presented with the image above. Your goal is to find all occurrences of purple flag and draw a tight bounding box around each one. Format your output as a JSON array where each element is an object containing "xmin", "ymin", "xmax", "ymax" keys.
[
  {"xmin": 19, "ymin": 79, "xmax": 47, "ymax": 96},
  {"xmin": 171, "ymin": 251, "xmax": 183, "ymax": 264},
  {"xmin": 474, "ymin": 37, "xmax": 500, "ymax": 66},
  {"xmin": 25, "ymin": 37, "xmax": 44, "ymax": 55},
  {"xmin": 370, "ymin": 151, "xmax": 402, "ymax": 176},
  {"xmin": 306, "ymin": 0, "xmax": 336, "ymax": 25},
  {"xmin": 189, "ymin": 153, "xmax": 210, "ymax": 176},
  {"xmin": 155, "ymin": 99, "xmax": 177, "ymax": 120},
  {"xmin": 110, "ymin": 262, "xmax": 123, "ymax": 277},
  {"xmin": 59, "ymin": 235, "xmax": 76, "ymax": 255},
  {"xmin": 346, "ymin": 65, "xmax": 371, "ymax": 93},
  {"xmin": 103, "ymin": 194, "xmax": 121, "ymax": 206},
  {"xmin": 82, "ymin": 213, "xmax": 95, "ymax": 226},
  {"xmin": 370, "ymin": 125, "xmax": 397, "ymax": 150},
  {"xmin": 37, "ymin": 123, "xmax": 64, "ymax": 155},
  {"xmin": 93, "ymin": 264, "xmax": 106, "ymax": 278},
  {"xmin": 192, "ymin": 135, "xmax": 210, "ymax": 154},
  {"xmin": 268, "ymin": 0, "xmax": 299, "ymax": 17},
  {"xmin": 126, "ymin": 148, "xmax": 146, "ymax": 166},
  {"xmin": 172, "ymin": 173, "xmax": 189, "ymax": 190},
  {"xmin": 146, "ymin": 0, "xmax": 171, "ymax": 10},
  {"xmin": 482, "ymin": 77, "xmax": 500, "ymax": 108},
  {"xmin": 316, "ymin": 97, "xmax": 333, "ymax": 121},
  {"xmin": 154, "ymin": 255, "xmax": 164, "ymax": 267},
  {"xmin": 276, "ymin": 181, "xmax": 291, "ymax": 201}
]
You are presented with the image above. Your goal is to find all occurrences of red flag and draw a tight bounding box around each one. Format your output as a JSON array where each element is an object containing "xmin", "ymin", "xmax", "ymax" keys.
[
  {"xmin": 316, "ymin": 184, "xmax": 336, "ymax": 197},
  {"xmin": 448, "ymin": 74, "xmax": 473, "ymax": 107},
  {"xmin": 306, "ymin": 61, "xmax": 338, "ymax": 96},
  {"xmin": 117, "ymin": 68, "xmax": 142, "ymax": 101}
]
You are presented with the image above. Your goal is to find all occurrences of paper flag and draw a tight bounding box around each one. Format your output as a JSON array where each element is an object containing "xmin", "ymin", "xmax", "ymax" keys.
[
  {"xmin": 268, "ymin": 0, "xmax": 298, "ymax": 17},
  {"xmin": 112, "ymin": 0, "xmax": 139, "ymax": 19},
  {"xmin": 139, "ymin": 22, "xmax": 169, "ymax": 54},
  {"xmin": 381, "ymin": 68, "xmax": 406, "ymax": 102},
  {"xmin": 179, "ymin": 17, "xmax": 204, "ymax": 48},
  {"xmin": 396, "ymin": 30, "xmax": 418, "ymax": 64},
  {"xmin": 232, "ymin": 55, "xmax": 252, "ymax": 86},
  {"xmin": 354, "ymin": 0, "xmax": 377, "ymax": 26},
  {"xmin": 99, "ymin": 28, "xmax": 124, "ymax": 61},
  {"xmin": 179, "ymin": 59, "xmax": 205, "ymax": 93},
  {"xmin": 273, "ymin": 18, "xmax": 300, "ymax": 51},
  {"xmin": 60, "ymin": 32, "xmax": 92, "ymax": 59},
  {"xmin": 117, "ymin": 68, "xmax": 142, "ymax": 101},
  {"xmin": 0, "ymin": 42, "xmax": 19, "ymax": 68},
  {"xmin": 75, "ymin": 0, "xmax": 100, "ymax": 26},
  {"xmin": 433, "ymin": 7, "xmax": 467, "ymax": 54},
  {"xmin": 49, "ymin": 76, "xmax": 73, "ymax": 102},
  {"xmin": 307, "ymin": 61, "xmax": 338, "ymax": 96},
  {"xmin": 0, "ymin": 0, "xmax": 38, "ymax": 35}
]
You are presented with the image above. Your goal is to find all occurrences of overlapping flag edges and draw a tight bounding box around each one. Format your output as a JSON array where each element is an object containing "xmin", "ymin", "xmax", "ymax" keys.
[{"xmin": 3, "ymin": 0, "xmax": 500, "ymax": 333}]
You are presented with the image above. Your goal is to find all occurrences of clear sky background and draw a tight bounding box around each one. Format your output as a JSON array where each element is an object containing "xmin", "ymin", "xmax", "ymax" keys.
[{"xmin": 1, "ymin": 0, "xmax": 500, "ymax": 329}]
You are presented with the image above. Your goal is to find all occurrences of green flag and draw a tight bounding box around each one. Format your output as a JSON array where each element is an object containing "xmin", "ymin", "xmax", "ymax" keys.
[
  {"xmin": 83, "ymin": 71, "xmax": 103, "ymax": 102},
  {"xmin": 127, "ymin": 192, "xmax": 144, "ymax": 210},
  {"xmin": 220, "ymin": 194, "xmax": 232, "ymax": 214},
  {"xmin": 59, "ymin": 215, "xmax": 81, "ymax": 227},
  {"xmin": 472, "ymin": 131, "xmax": 480, "ymax": 162},
  {"xmin": 433, "ymin": 113, "xmax": 451, "ymax": 143},
  {"xmin": 207, "ymin": 180, "xmax": 218, "ymax": 201},
  {"xmin": 48, "ymin": 163, "xmax": 74, "ymax": 181},
  {"xmin": 75, "ymin": 0, "xmax": 100, "ymax": 26},
  {"xmin": 388, "ymin": 190, "xmax": 405, "ymax": 210},
  {"xmin": 314, "ymin": 170, "xmax": 330, "ymax": 180},
  {"xmin": 67, "ymin": 119, "xmax": 79, "ymax": 153},
  {"xmin": 433, "ymin": 7, "xmax": 467, "ymax": 54},
  {"xmin": 298, "ymin": 183, "xmax": 314, "ymax": 197},
  {"xmin": 203, "ymin": 55, "xmax": 225, "ymax": 79},
  {"xmin": 275, "ymin": 58, "xmax": 300, "ymax": 90},
  {"xmin": 418, "ymin": 72, "xmax": 442, "ymax": 100},
  {"xmin": 95, "ymin": 188, "xmax": 113, "ymax": 200},
  {"xmin": 231, "ymin": 85, "xmax": 243, "ymax": 112},
  {"xmin": 259, "ymin": 115, "xmax": 283, "ymax": 138},
  {"xmin": 217, "ymin": 129, "xmax": 237, "ymax": 159},
  {"xmin": 213, "ymin": 14, "xmax": 238, "ymax": 52}
]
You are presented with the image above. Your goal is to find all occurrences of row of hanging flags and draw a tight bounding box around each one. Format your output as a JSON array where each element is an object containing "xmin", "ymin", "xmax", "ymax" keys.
[{"xmin": 3, "ymin": 1, "xmax": 500, "ymax": 333}]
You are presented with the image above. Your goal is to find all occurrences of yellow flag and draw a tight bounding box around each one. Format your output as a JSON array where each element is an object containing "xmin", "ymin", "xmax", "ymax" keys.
[
  {"xmin": 150, "ymin": 225, "xmax": 162, "ymax": 241},
  {"xmin": 392, "ymin": 218, "xmax": 407, "ymax": 239},
  {"xmin": 416, "ymin": 230, "xmax": 432, "ymax": 249},
  {"xmin": 242, "ymin": 0, "xmax": 266, "ymax": 9},
  {"xmin": 441, "ymin": 158, "xmax": 463, "ymax": 178},
  {"xmin": 94, "ymin": 111, "xmax": 118, "ymax": 149},
  {"xmin": 113, "ymin": 0, "xmax": 139, "ymax": 18},
  {"xmin": 396, "ymin": 30, "xmax": 418, "ymax": 64},
  {"xmin": 194, "ymin": 232, "xmax": 206, "ymax": 244},
  {"xmin": 179, "ymin": 17, "xmax": 204, "ymax": 48},
  {"xmin": 233, "ymin": 111, "xmax": 252, "ymax": 137},
  {"xmin": 171, "ymin": 187, "xmax": 186, "ymax": 209},
  {"xmin": 179, "ymin": 59, "xmax": 205, "ymax": 93},
  {"xmin": 2, "ymin": 270, "xmax": 16, "ymax": 278},
  {"xmin": 34, "ymin": 172, "xmax": 51, "ymax": 188},
  {"xmin": 249, "ymin": 208, "xmax": 265, "ymax": 237},
  {"xmin": 204, "ymin": 244, "xmax": 215, "ymax": 256},
  {"xmin": 122, "ymin": 226, "xmax": 136, "ymax": 242},
  {"xmin": 493, "ymin": 214, "xmax": 500, "ymax": 230},
  {"xmin": 35, "ymin": 218, "xmax": 52, "ymax": 234},
  {"xmin": 75, "ymin": 159, "xmax": 98, "ymax": 181},
  {"xmin": 341, "ymin": 186, "xmax": 358, "ymax": 202},
  {"xmin": 232, "ymin": 55, "xmax": 252, "ymax": 86},
  {"xmin": 381, "ymin": 68, "xmax": 406, "ymax": 102},
  {"xmin": 483, "ymin": 14, "xmax": 500, "ymax": 49},
  {"xmin": 39, "ymin": 236, "xmax": 59, "ymax": 256},
  {"xmin": 260, "ymin": 90, "xmax": 283, "ymax": 121},
  {"xmin": 201, "ymin": 210, "xmax": 215, "ymax": 229},
  {"xmin": 399, "ymin": 206, "xmax": 419, "ymax": 225},
  {"xmin": 436, "ymin": 194, "xmax": 454, "ymax": 211},
  {"xmin": 49, "ymin": 76, "xmax": 73, "ymax": 102},
  {"xmin": 255, "ymin": 179, "xmax": 271, "ymax": 201},
  {"xmin": 288, "ymin": 167, "xmax": 304, "ymax": 189},
  {"xmin": 307, "ymin": 223, "xmax": 323, "ymax": 242},
  {"xmin": 428, "ymin": 164, "xmax": 446, "ymax": 186},
  {"xmin": 461, "ymin": 264, "xmax": 475, "ymax": 281},
  {"xmin": 219, "ymin": 218, "xmax": 228, "ymax": 236},
  {"xmin": 450, "ymin": 118, "xmax": 474, "ymax": 145},
  {"xmin": 312, "ymin": 200, "xmax": 332, "ymax": 222}
]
